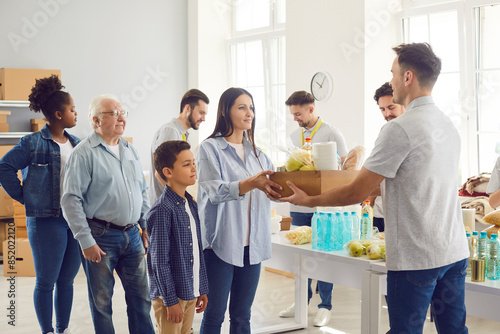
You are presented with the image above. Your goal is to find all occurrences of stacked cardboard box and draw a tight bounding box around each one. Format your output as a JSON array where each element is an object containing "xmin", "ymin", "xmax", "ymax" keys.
[
  {"xmin": 0, "ymin": 68, "xmax": 61, "ymax": 101},
  {"xmin": 13, "ymin": 202, "xmax": 26, "ymax": 238},
  {"xmin": 31, "ymin": 118, "xmax": 47, "ymax": 132},
  {"xmin": 0, "ymin": 110, "xmax": 10, "ymax": 132},
  {"xmin": 3, "ymin": 238, "xmax": 35, "ymax": 277}
]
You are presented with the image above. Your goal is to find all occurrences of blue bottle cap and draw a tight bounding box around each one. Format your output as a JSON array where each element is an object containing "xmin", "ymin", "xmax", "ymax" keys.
[
  {"xmin": 351, "ymin": 211, "xmax": 356, "ymax": 214},
  {"xmin": 492, "ymin": 234, "xmax": 498, "ymax": 240},
  {"xmin": 362, "ymin": 213, "xmax": 369, "ymax": 217},
  {"xmin": 473, "ymin": 231, "xmax": 479, "ymax": 236},
  {"xmin": 480, "ymin": 231, "xmax": 488, "ymax": 237},
  {"xmin": 343, "ymin": 212, "xmax": 348, "ymax": 215},
  {"xmin": 336, "ymin": 212, "xmax": 341, "ymax": 216},
  {"xmin": 466, "ymin": 233, "xmax": 471, "ymax": 237}
]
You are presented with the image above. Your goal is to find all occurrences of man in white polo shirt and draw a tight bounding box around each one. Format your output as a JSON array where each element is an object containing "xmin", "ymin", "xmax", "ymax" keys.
[
  {"xmin": 280, "ymin": 43, "xmax": 469, "ymax": 333},
  {"xmin": 279, "ymin": 91, "xmax": 348, "ymax": 327}
]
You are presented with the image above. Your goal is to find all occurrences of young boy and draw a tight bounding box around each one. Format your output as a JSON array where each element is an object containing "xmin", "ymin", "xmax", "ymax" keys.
[{"xmin": 147, "ymin": 140, "xmax": 208, "ymax": 334}]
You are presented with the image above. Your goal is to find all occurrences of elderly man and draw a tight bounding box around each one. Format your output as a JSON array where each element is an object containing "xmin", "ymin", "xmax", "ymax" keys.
[
  {"xmin": 281, "ymin": 43, "xmax": 468, "ymax": 333},
  {"xmin": 61, "ymin": 94, "xmax": 154, "ymax": 334}
]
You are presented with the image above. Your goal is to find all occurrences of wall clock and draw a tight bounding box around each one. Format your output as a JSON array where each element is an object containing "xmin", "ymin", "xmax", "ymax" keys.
[{"xmin": 310, "ymin": 71, "xmax": 333, "ymax": 101}]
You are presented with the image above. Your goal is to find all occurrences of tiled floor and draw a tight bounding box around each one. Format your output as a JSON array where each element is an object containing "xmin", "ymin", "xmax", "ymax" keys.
[{"xmin": 0, "ymin": 265, "xmax": 498, "ymax": 333}]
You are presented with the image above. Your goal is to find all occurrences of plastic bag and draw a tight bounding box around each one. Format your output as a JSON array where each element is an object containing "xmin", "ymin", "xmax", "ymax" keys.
[
  {"xmin": 285, "ymin": 226, "xmax": 312, "ymax": 245},
  {"xmin": 285, "ymin": 148, "xmax": 314, "ymax": 171}
]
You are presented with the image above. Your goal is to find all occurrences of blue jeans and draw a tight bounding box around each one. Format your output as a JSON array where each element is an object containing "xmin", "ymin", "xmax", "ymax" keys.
[
  {"xmin": 291, "ymin": 212, "xmax": 333, "ymax": 310},
  {"xmin": 387, "ymin": 258, "xmax": 468, "ymax": 334},
  {"xmin": 81, "ymin": 220, "xmax": 154, "ymax": 334},
  {"xmin": 373, "ymin": 217, "xmax": 385, "ymax": 232},
  {"xmin": 27, "ymin": 213, "xmax": 81, "ymax": 334},
  {"xmin": 200, "ymin": 247, "xmax": 261, "ymax": 334}
]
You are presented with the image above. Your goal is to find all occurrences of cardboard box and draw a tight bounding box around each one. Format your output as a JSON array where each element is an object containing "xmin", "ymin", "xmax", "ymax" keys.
[
  {"xmin": 269, "ymin": 170, "xmax": 360, "ymax": 197},
  {"xmin": 0, "ymin": 187, "xmax": 14, "ymax": 218},
  {"xmin": 0, "ymin": 123, "xmax": 8, "ymax": 132},
  {"xmin": 16, "ymin": 226, "xmax": 27, "ymax": 239},
  {"xmin": 3, "ymin": 238, "xmax": 35, "ymax": 277},
  {"xmin": 14, "ymin": 215, "xmax": 26, "ymax": 227},
  {"xmin": 280, "ymin": 216, "xmax": 292, "ymax": 230},
  {"xmin": 13, "ymin": 202, "xmax": 24, "ymax": 216},
  {"xmin": 0, "ymin": 68, "xmax": 61, "ymax": 101},
  {"xmin": 0, "ymin": 220, "xmax": 15, "ymax": 255},
  {"xmin": 0, "ymin": 110, "xmax": 11, "ymax": 123},
  {"xmin": 123, "ymin": 137, "xmax": 133, "ymax": 144},
  {"xmin": 0, "ymin": 145, "xmax": 15, "ymax": 158}
]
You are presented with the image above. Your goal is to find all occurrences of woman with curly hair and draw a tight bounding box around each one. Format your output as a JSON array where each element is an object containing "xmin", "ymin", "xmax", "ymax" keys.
[{"xmin": 0, "ymin": 75, "xmax": 81, "ymax": 334}]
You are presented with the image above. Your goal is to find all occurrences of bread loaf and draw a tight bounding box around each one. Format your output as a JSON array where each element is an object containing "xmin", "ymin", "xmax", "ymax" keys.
[
  {"xmin": 483, "ymin": 210, "xmax": 500, "ymax": 226},
  {"xmin": 342, "ymin": 145, "xmax": 365, "ymax": 171}
]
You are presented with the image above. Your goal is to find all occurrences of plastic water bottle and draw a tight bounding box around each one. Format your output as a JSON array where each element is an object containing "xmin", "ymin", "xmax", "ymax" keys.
[
  {"xmin": 331, "ymin": 212, "xmax": 342, "ymax": 251},
  {"xmin": 312, "ymin": 212, "xmax": 320, "ymax": 250},
  {"xmin": 351, "ymin": 212, "xmax": 360, "ymax": 240},
  {"xmin": 343, "ymin": 211, "xmax": 352, "ymax": 246},
  {"xmin": 487, "ymin": 234, "xmax": 499, "ymax": 280},
  {"xmin": 320, "ymin": 212, "xmax": 330, "ymax": 251},
  {"xmin": 361, "ymin": 213, "xmax": 371, "ymax": 240},
  {"xmin": 466, "ymin": 232, "xmax": 472, "ymax": 277},
  {"xmin": 322, "ymin": 212, "xmax": 336, "ymax": 252},
  {"xmin": 472, "ymin": 231, "xmax": 479, "ymax": 259},
  {"xmin": 477, "ymin": 231, "xmax": 488, "ymax": 260}
]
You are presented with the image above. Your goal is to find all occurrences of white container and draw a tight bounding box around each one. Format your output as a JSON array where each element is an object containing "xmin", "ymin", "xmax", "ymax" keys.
[{"xmin": 312, "ymin": 142, "xmax": 338, "ymax": 170}]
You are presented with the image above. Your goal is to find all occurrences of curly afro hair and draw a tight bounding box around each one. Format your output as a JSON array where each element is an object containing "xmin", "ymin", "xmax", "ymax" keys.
[{"xmin": 28, "ymin": 75, "xmax": 70, "ymax": 122}]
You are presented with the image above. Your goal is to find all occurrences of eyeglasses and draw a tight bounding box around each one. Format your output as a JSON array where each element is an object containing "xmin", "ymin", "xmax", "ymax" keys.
[{"xmin": 101, "ymin": 110, "xmax": 128, "ymax": 118}]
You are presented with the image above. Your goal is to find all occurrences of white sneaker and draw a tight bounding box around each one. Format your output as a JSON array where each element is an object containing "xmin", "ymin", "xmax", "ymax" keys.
[
  {"xmin": 313, "ymin": 308, "xmax": 332, "ymax": 327},
  {"xmin": 279, "ymin": 303, "xmax": 295, "ymax": 318},
  {"xmin": 57, "ymin": 329, "xmax": 70, "ymax": 334}
]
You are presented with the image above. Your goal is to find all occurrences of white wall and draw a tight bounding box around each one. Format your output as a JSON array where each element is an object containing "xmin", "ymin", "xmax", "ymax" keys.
[
  {"xmin": 188, "ymin": 0, "xmax": 231, "ymax": 146},
  {"xmin": 0, "ymin": 0, "xmax": 188, "ymax": 170},
  {"xmin": 286, "ymin": 0, "xmax": 366, "ymax": 150},
  {"xmin": 363, "ymin": 0, "xmax": 401, "ymax": 154}
]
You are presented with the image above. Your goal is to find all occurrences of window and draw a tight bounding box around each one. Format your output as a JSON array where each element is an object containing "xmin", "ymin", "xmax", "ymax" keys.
[
  {"xmin": 228, "ymin": 0, "xmax": 286, "ymax": 162},
  {"xmin": 474, "ymin": 4, "xmax": 500, "ymax": 174}
]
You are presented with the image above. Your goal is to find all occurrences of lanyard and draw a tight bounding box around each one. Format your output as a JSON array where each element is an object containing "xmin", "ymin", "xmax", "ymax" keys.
[
  {"xmin": 182, "ymin": 133, "xmax": 186, "ymax": 142},
  {"xmin": 301, "ymin": 119, "xmax": 323, "ymax": 146}
]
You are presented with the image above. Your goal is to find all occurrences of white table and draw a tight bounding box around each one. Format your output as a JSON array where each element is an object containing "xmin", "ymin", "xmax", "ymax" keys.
[{"xmin": 260, "ymin": 232, "xmax": 378, "ymax": 333}]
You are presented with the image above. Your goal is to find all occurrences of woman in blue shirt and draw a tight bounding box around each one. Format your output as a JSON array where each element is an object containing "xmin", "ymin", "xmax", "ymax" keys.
[
  {"xmin": 0, "ymin": 75, "xmax": 81, "ymax": 334},
  {"xmin": 197, "ymin": 87, "xmax": 282, "ymax": 334}
]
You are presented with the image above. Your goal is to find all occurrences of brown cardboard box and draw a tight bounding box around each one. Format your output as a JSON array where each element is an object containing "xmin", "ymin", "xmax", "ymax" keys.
[
  {"xmin": 0, "ymin": 123, "xmax": 8, "ymax": 132},
  {"xmin": 0, "ymin": 68, "xmax": 61, "ymax": 101},
  {"xmin": 0, "ymin": 145, "xmax": 15, "ymax": 158},
  {"xmin": 0, "ymin": 188, "xmax": 14, "ymax": 217},
  {"xmin": 3, "ymin": 238, "xmax": 35, "ymax": 277},
  {"xmin": 270, "ymin": 170, "xmax": 381, "ymax": 197},
  {"xmin": 16, "ymin": 226, "xmax": 27, "ymax": 239},
  {"xmin": 280, "ymin": 216, "xmax": 292, "ymax": 230},
  {"xmin": 30, "ymin": 118, "xmax": 47, "ymax": 132},
  {"xmin": 14, "ymin": 215, "xmax": 26, "ymax": 227},
  {"xmin": 0, "ymin": 220, "xmax": 15, "ymax": 255},
  {"xmin": 13, "ymin": 202, "xmax": 24, "ymax": 216},
  {"xmin": 123, "ymin": 137, "xmax": 133, "ymax": 144},
  {"xmin": 0, "ymin": 110, "xmax": 11, "ymax": 123}
]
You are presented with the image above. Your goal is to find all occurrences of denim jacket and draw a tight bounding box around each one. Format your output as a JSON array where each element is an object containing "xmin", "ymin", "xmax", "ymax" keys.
[{"xmin": 0, "ymin": 124, "xmax": 80, "ymax": 217}]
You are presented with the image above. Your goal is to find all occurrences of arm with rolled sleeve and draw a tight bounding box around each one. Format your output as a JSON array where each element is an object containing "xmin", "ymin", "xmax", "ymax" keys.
[
  {"xmin": 0, "ymin": 137, "xmax": 31, "ymax": 203},
  {"xmin": 148, "ymin": 203, "xmax": 178, "ymax": 306},
  {"xmin": 197, "ymin": 141, "xmax": 244, "ymax": 204},
  {"xmin": 61, "ymin": 148, "xmax": 96, "ymax": 250}
]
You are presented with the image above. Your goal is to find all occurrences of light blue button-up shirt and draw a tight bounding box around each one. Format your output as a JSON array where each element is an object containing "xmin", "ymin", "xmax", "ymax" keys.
[
  {"xmin": 197, "ymin": 134, "xmax": 274, "ymax": 267},
  {"xmin": 61, "ymin": 132, "xmax": 150, "ymax": 250}
]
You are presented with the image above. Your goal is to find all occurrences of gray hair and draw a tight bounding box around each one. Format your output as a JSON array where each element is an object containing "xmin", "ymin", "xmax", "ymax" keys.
[{"xmin": 88, "ymin": 94, "xmax": 119, "ymax": 129}]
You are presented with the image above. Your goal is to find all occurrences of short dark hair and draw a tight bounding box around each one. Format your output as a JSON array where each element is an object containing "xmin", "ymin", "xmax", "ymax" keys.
[
  {"xmin": 154, "ymin": 140, "xmax": 191, "ymax": 181},
  {"xmin": 392, "ymin": 42, "xmax": 441, "ymax": 89},
  {"xmin": 180, "ymin": 89, "xmax": 209, "ymax": 114},
  {"xmin": 373, "ymin": 82, "xmax": 393, "ymax": 104},
  {"xmin": 285, "ymin": 91, "xmax": 315, "ymax": 106},
  {"xmin": 28, "ymin": 75, "xmax": 71, "ymax": 122}
]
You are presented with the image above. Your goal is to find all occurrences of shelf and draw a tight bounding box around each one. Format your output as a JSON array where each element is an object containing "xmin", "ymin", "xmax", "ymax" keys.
[
  {"xmin": 0, "ymin": 100, "xmax": 29, "ymax": 108},
  {"xmin": 0, "ymin": 132, "xmax": 31, "ymax": 139}
]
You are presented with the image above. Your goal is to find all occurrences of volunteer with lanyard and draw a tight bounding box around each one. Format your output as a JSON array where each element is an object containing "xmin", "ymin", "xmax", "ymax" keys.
[
  {"xmin": 148, "ymin": 89, "xmax": 210, "ymax": 204},
  {"xmin": 279, "ymin": 90, "xmax": 348, "ymax": 327}
]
